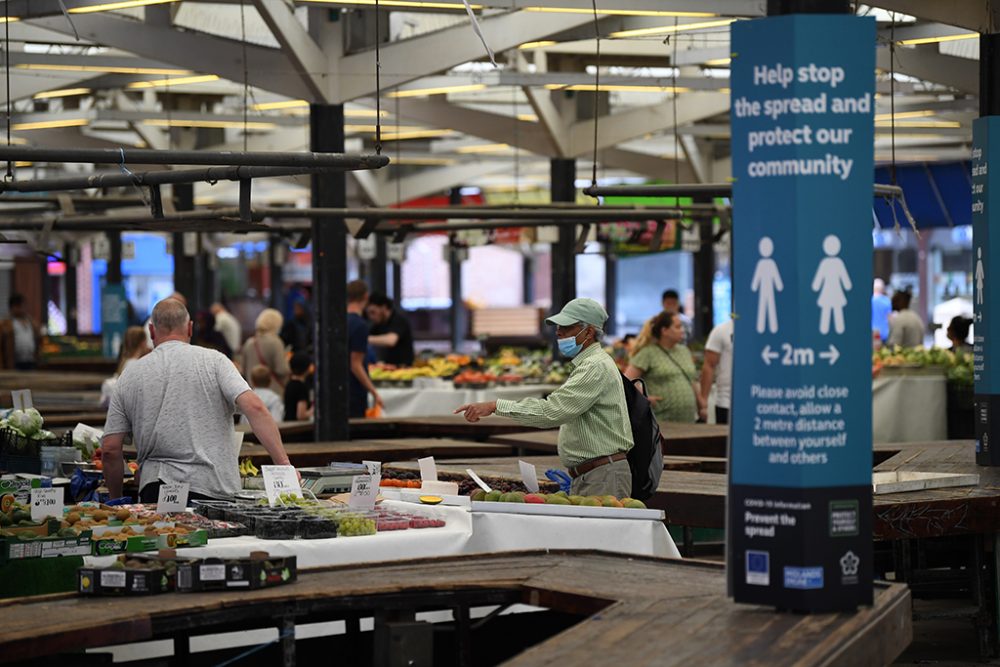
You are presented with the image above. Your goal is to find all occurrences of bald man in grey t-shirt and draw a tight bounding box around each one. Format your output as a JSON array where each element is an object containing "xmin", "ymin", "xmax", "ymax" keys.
[{"xmin": 102, "ymin": 298, "xmax": 292, "ymax": 501}]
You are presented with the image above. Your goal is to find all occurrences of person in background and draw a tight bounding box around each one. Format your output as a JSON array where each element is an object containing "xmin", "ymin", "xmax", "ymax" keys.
[
  {"xmin": 0, "ymin": 294, "xmax": 42, "ymax": 370},
  {"xmin": 100, "ymin": 326, "xmax": 151, "ymax": 407},
  {"xmin": 700, "ymin": 318, "xmax": 734, "ymax": 424},
  {"xmin": 454, "ymin": 298, "xmax": 633, "ymax": 499},
  {"xmin": 947, "ymin": 316, "xmax": 973, "ymax": 354},
  {"xmin": 144, "ymin": 291, "xmax": 186, "ymax": 348},
  {"xmin": 887, "ymin": 290, "xmax": 925, "ymax": 348},
  {"xmin": 284, "ymin": 353, "xmax": 314, "ymax": 421},
  {"xmin": 661, "ymin": 289, "xmax": 693, "ymax": 343},
  {"xmin": 239, "ymin": 308, "xmax": 289, "ymax": 394},
  {"xmin": 192, "ymin": 310, "xmax": 232, "ymax": 359},
  {"xmin": 626, "ymin": 311, "xmax": 707, "ymax": 424},
  {"xmin": 366, "ymin": 291, "xmax": 415, "ymax": 367},
  {"xmin": 102, "ymin": 298, "xmax": 293, "ymax": 501},
  {"xmin": 347, "ymin": 280, "xmax": 383, "ymax": 418},
  {"xmin": 242, "ymin": 365, "xmax": 284, "ymax": 423},
  {"xmin": 871, "ymin": 278, "xmax": 892, "ymax": 343},
  {"xmin": 211, "ymin": 302, "xmax": 242, "ymax": 356},
  {"xmin": 280, "ymin": 301, "xmax": 314, "ymax": 356}
]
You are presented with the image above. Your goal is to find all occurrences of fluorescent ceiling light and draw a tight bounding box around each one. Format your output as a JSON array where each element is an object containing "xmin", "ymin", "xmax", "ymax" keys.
[
  {"xmin": 69, "ymin": 0, "xmax": 180, "ymax": 13},
  {"xmin": 17, "ymin": 64, "xmax": 191, "ymax": 75},
  {"xmin": 455, "ymin": 143, "xmax": 511, "ymax": 154},
  {"xmin": 517, "ymin": 113, "xmax": 538, "ymax": 122},
  {"xmin": 127, "ymin": 74, "xmax": 220, "ymax": 89},
  {"xmin": 33, "ymin": 87, "xmax": 92, "ymax": 100},
  {"xmin": 874, "ymin": 120, "xmax": 962, "ymax": 128},
  {"xmin": 142, "ymin": 119, "xmax": 277, "ymax": 130},
  {"xmin": 0, "ymin": 17, "xmax": 19, "ymax": 23},
  {"xmin": 12, "ymin": 118, "xmax": 90, "ymax": 131},
  {"xmin": 704, "ymin": 58, "xmax": 731, "ymax": 66},
  {"xmin": 524, "ymin": 7, "xmax": 714, "ymax": 17},
  {"xmin": 518, "ymin": 40, "xmax": 557, "ymax": 50},
  {"xmin": 299, "ymin": 0, "xmax": 482, "ymax": 9},
  {"xmin": 873, "ymin": 110, "xmax": 935, "ymax": 121},
  {"xmin": 392, "ymin": 156, "xmax": 457, "ymax": 166},
  {"xmin": 389, "ymin": 83, "xmax": 487, "ymax": 98},
  {"xmin": 544, "ymin": 83, "xmax": 691, "ymax": 94},
  {"xmin": 610, "ymin": 18, "xmax": 736, "ymax": 39},
  {"xmin": 898, "ymin": 32, "xmax": 977, "ymax": 46},
  {"xmin": 381, "ymin": 129, "xmax": 455, "ymax": 140},
  {"xmin": 346, "ymin": 108, "xmax": 388, "ymax": 117},
  {"xmin": 252, "ymin": 100, "xmax": 309, "ymax": 111},
  {"xmin": 344, "ymin": 124, "xmax": 424, "ymax": 132}
]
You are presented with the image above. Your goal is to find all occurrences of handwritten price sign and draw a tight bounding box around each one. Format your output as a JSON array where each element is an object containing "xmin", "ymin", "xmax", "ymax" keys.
[
  {"xmin": 262, "ymin": 465, "xmax": 302, "ymax": 506},
  {"xmin": 349, "ymin": 473, "xmax": 379, "ymax": 510},
  {"xmin": 30, "ymin": 487, "xmax": 63, "ymax": 522},
  {"xmin": 157, "ymin": 483, "xmax": 189, "ymax": 513}
]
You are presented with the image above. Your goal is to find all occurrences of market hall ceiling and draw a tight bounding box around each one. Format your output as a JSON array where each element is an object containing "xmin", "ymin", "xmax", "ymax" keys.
[{"xmin": 0, "ymin": 0, "xmax": 985, "ymax": 206}]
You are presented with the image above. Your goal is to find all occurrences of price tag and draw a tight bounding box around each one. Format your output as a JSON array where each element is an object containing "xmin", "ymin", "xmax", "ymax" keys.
[
  {"xmin": 11, "ymin": 389, "xmax": 33, "ymax": 411},
  {"xmin": 156, "ymin": 483, "xmax": 189, "ymax": 513},
  {"xmin": 518, "ymin": 460, "xmax": 539, "ymax": 493},
  {"xmin": 465, "ymin": 468, "xmax": 492, "ymax": 493},
  {"xmin": 417, "ymin": 456, "xmax": 438, "ymax": 483},
  {"xmin": 30, "ymin": 487, "xmax": 63, "ymax": 521},
  {"xmin": 262, "ymin": 465, "xmax": 302, "ymax": 506},
  {"xmin": 348, "ymin": 473, "xmax": 379, "ymax": 510},
  {"xmin": 362, "ymin": 460, "xmax": 382, "ymax": 477}
]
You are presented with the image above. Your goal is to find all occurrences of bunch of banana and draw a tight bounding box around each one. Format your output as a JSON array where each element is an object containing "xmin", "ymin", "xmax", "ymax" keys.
[{"xmin": 239, "ymin": 458, "xmax": 260, "ymax": 477}]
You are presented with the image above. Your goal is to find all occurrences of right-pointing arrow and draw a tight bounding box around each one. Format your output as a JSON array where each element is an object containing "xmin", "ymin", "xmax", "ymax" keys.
[
  {"xmin": 761, "ymin": 345, "xmax": 779, "ymax": 365},
  {"xmin": 819, "ymin": 344, "xmax": 840, "ymax": 365}
]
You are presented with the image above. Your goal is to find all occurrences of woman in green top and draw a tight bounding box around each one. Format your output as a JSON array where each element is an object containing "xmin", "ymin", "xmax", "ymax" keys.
[{"xmin": 625, "ymin": 311, "xmax": 707, "ymax": 424}]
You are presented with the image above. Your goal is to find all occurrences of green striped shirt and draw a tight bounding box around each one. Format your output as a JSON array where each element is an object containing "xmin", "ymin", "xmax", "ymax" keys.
[{"xmin": 495, "ymin": 343, "xmax": 633, "ymax": 467}]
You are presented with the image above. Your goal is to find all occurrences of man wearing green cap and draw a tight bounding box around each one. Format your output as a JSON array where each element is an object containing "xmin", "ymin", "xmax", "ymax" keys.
[{"xmin": 455, "ymin": 298, "xmax": 634, "ymax": 498}]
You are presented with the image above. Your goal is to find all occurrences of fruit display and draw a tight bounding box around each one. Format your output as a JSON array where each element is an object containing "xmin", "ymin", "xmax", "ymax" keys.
[
  {"xmin": 379, "ymin": 478, "xmax": 423, "ymax": 489},
  {"xmin": 873, "ymin": 345, "xmax": 973, "ymax": 386},
  {"xmin": 77, "ymin": 554, "xmax": 186, "ymax": 596},
  {"xmin": 239, "ymin": 458, "xmax": 260, "ymax": 477},
  {"xmin": 381, "ymin": 467, "xmax": 559, "ymax": 496},
  {"xmin": 471, "ymin": 489, "xmax": 648, "ymax": 509},
  {"xmin": 175, "ymin": 554, "xmax": 297, "ymax": 591},
  {"xmin": 367, "ymin": 348, "xmax": 570, "ymax": 389}
]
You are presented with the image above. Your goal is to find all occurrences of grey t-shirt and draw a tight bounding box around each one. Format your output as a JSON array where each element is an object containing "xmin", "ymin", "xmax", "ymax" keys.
[{"xmin": 104, "ymin": 340, "xmax": 251, "ymax": 499}]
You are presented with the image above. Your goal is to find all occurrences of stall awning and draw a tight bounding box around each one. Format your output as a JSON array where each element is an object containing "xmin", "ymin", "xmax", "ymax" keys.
[{"xmin": 874, "ymin": 161, "xmax": 971, "ymax": 229}]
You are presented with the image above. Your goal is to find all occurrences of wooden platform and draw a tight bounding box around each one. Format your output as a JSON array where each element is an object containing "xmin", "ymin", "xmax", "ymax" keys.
[
  {"xmin": 239, "ymin": 439, "xmax": 516, "ymax": 467},
  {"xmin": 490, "ymin": 421, "xmax": 730, "ymax": 458},
  {"xmin": 0, "ymin": 551, "xmax": 911, "ymax": 667},
  {"xmin": 350, "ymin": 414, "xmax": 545, "ymax": 441}
]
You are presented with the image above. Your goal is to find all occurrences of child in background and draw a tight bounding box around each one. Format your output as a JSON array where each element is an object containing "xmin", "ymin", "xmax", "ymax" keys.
[
  {"xmin": 284, "ymin": 353, "xmax": 314, "ymax": 421},
  {"xmin": 243, "ymin": 365, "xmax": 284, "ymax": 423}
]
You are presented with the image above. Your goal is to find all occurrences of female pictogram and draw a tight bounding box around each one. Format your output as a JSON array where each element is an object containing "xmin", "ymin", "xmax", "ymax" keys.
[{"xmin": 812, "ymin": 235, "xmax": 852, "ymax": 334}]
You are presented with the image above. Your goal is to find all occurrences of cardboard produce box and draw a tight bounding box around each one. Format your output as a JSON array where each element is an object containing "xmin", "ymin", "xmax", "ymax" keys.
[
  {"xmin": 91, "ymin": 527, "xmax": 208, "ymax": 556},
  {"xmin": 176, "ymin": 553, "xmax": 296, "ymax": 591},
  {"xmin": 0, "ymin": 531, "xmax": 93, "ymax": 564},
  {"xmin": 77, "ymin": 554, "xmax": 196, "ymax": 596}
]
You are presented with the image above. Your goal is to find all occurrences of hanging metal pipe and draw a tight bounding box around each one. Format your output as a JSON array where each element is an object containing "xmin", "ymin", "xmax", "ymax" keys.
[
  {"xmin": 0, "ymin": 146, "xmax": 390, "ymax": 169},
  {"xmin": 584, "ymin": 183, "xmax": 734, "ymax": 198},
  {"xmin": 256, "ymin": 206, "xmax": 719, "ymax": 221},
  {"xmin": 0, "ymin": 165, "xmax": 379, "ymax": 194}
]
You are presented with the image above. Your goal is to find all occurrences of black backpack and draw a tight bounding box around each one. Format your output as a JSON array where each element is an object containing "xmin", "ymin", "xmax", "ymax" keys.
[{"xmin": 620, "ymin": 373, "xmax": 663, "ymax": 501}]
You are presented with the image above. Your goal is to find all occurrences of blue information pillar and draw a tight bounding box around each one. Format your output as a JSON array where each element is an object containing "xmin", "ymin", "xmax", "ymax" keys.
[
  {"xmin": 974, "ymin": 118, "xmax": 1000, "ymax": 465},
  {"xmin": 729, "ymin": 14, "xmax": 875, "ymax": 612}
]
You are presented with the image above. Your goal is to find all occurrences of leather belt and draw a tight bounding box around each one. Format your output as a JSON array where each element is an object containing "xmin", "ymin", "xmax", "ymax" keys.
[{"xmin": 568, "ymin": 451, "xmax": 628, "ymax": 479}]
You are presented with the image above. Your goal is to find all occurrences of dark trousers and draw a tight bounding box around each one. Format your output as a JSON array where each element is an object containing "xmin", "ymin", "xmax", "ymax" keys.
[
  {"xmin": 14, "ymin": 361, "xmax": 36, "ymax": 371},
  {"xmin": 139, "ymin": 481, "xmax": 221, "ymax": 505},
  {"xmin": 715, "ymin": 407, "xmax": 730, "ymax": 425}
]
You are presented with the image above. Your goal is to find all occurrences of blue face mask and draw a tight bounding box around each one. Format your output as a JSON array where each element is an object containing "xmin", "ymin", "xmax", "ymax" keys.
[{"xmin": 558, "ymin": 333, "xmax": 583, "ymax": 358}]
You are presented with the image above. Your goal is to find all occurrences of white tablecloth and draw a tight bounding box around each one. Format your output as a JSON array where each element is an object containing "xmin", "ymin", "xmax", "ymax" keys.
[
  {"xmin": 379, "ymin": 384, "xmax": 560, "ymax": 418},
  {"xmin": 872, "ymin": 372, "xmax": 947, "ymax": 443},
  {"xmin": 84, "ymin": 501, "xmax": 678, "ymax": 569}
]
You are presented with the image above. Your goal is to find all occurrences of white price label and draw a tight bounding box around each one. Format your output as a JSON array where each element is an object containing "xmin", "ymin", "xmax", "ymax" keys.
[
  {"xmin": 156, "ymin": 483, "xmax": 189, "ymax": 513},
  {"xmin": 417, "ymin": 456, "xmax": 438, "ymax": 483},
  {"xmin": 348, "ymin": 473, "xmax": 379, "ymax": 510},
  {"xmin": 30, "ymin": 487, "xmax": 63, "ymax": 521},
  {"xmin": 262, "ymin": 465, "xmax": 302, "ymax": 506},
  {"xmin": 11, "ymin": 389, "xmax": 32, "ymax": 411},
  {"xmin": 465, "ymin": 468, "xmax": 492, "ymax": 493},
  {"xmin": 362, "ymin": 460, "xmax": 382, "ymax": 477},
  {"xmin": 518, "ymin": 460, "xmax": 540, "ymax": 493}
]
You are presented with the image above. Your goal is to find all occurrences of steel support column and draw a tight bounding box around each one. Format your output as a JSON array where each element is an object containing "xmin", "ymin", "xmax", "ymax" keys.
[
  {"xmin": 550, "ymin": 158, "xmax": 576, "ymax": 311},
  {"xmin": 311, "ymin": 103, "xmax": 350, "ymax": 442},
  {"xmin": 982, "ymin": 33, "xmax": 1000, "ymax": 117},
  {"xmin": 522, "ymin": 254, "xmax": 534, "ymax": 305},
  {"xmin": 604, "ymin": 247, "xmax": 617, "ymax": 337},
  {"xmin": 107, "ymin": 233, "xmax": 122, "ymax": 285},
  {"xmin": 449, "ymin": 187, "xmax": 465, "ymax": 352},
  {"xmin": 369, "ymin": 236, "xmax": 388, "ymax": 296},
  {"xmin": 693, "ymin": 198, "xmax": 715, "ymax": 340},
  {"xmin": 269, "ymin": 235, "xmax": 284, "ymax": 309},
  {"xmin": 64, "ymin": 242, "xmax": 78, "ymax": 336},
  {"xmin": 767, "ymin": 0, "xmax": 849, "ymax": 13},
  {"xmin": 172, "ymin": 184, "xmax": 196, "ymax": 304}
]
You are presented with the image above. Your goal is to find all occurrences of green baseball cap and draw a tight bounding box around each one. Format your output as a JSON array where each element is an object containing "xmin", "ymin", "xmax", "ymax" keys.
[{"xmin": 545, "ymin": 298, "xmax": 608, "ymax": 329}]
